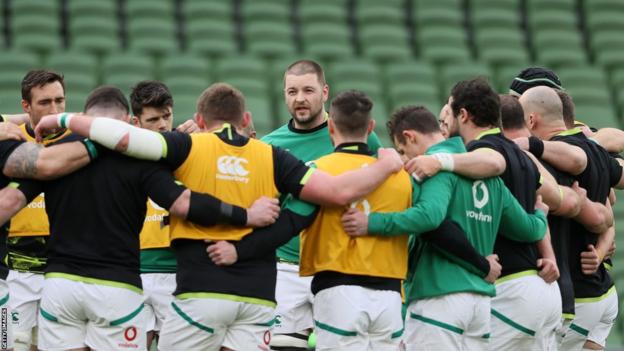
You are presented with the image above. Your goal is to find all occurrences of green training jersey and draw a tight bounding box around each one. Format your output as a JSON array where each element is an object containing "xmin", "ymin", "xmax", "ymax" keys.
[
  {"xmin": 262, "ymin": 118, "xmax": 383, "ymax": 263},
  {"xmin": 367, "ymin": 137, "xmax": 547, "ymax": 304},
  {"xmin": 140, "ymin": 248, "xmax": 176, "ymax": 273}
]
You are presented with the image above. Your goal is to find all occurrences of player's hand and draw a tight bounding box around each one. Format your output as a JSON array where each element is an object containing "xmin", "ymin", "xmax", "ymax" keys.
[
  {"xmin": 206, "ymin": 240, "xmax": 238, "ymax": 266},
  {"xmin": 35, "ymin": 114, "xmax": 63, "ymax": 142},
  {"xmin": 246, "ymin": 196, "xmax": 280, "ymax": 227},
  {"xmin": 0, "ymin": 122, "xmax": 25, "ymax": 141},
  {"xmin": 484, "ymin": 254, "xmax": 501, "ymax": 283},
  {"xmin": 341, "ymin": 207, "xmax": 368, "ymax": 236},
  {"xmin": 580, "ymin": 244, "xmax": 603, "ymax": 275},
  {"xmin": 176, "ymin": 119, "xmax": 199, "ymax": 134},
  {"xmin": 534, "ymin": 195, "xmax": 549, "ymax": 215},
  {"xmin": 513, "ymin": 137, "xmax": 529, "ymax": 151},
  {"xmin": 405, "ymin": 155, "xmax": 442, "ymax": 181},
  {"xmin": 537, "ymin": 257, "xmax": 560, "ymax": 283},
  {"xmin": 377, "ymin": 148, "xmax": 403, "ymax": 173}
]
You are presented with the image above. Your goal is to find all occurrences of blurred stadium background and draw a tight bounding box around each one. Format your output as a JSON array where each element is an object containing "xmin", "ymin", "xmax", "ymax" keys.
[{"xmin": 1, "ymin": 0, "xmax": 623, "ymax": 348}]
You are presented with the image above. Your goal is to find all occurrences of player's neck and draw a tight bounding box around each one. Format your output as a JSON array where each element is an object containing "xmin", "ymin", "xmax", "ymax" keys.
[
  {"xmin": 292, "ymin": 110, "xmax": 327, "ymax": 130},
  {"xmin": 463, "ymin": 124, "xmax": 496, "ymax": 143},
  {"xmin": 503, "ymin": 128, "xmax": 530, "ymax": 140},
  {"xmin": 539, "ymin": 122, "xmax": 567, "ymax": 140},
  {"xmin": 332, "ymin": 132, "xmax": 367, "ymax": 146}
]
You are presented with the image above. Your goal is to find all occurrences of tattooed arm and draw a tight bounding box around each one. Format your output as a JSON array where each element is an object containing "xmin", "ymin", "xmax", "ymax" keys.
[{"xmin": 3, "ymin": 141, "xmax": 91, "ymax": 180}]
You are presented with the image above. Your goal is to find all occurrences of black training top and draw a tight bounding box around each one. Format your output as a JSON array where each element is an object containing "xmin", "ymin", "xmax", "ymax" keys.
[
  {"xmin": 19, "ymin": 135, "xmax": 185, "ymax": 289},
  {"xmin": 552, "ymin": 130, "xmax": 622, "ymax": 298},
  {"xmin": 161, "ymin": 126, "xmax": 311, "ymax": 302},
  {"xmin": 540, "ymin": 160, "xmax": 575, "ymax": 316},
  {"xmin": 467, "ymin": 129, "xmax": 541, "ymax": 277},
  {"xmin": 0, "ymin": 139, "xmax": 25, "ymax": 279}
]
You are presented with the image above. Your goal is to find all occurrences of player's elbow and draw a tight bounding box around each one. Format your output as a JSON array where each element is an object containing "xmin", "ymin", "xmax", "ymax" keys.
[{"xmin": 569, "ymin": 157, "xmax": 587, "ymax": 176}]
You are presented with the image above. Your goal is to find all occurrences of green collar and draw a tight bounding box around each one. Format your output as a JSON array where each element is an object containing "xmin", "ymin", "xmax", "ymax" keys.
[{"xmin": 425, "ymin": 136, "xmax": 466, "ymax": 155}]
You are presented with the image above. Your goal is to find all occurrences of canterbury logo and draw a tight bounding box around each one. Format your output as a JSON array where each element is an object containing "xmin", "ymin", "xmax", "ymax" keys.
[{"xmin": 216, "ymin": 156, "xmax": 250, "ymax": 183}]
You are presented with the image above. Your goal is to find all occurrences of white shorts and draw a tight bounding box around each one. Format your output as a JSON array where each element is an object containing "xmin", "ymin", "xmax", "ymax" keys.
[
  {"xmin": 313, "ymin": 285, "xmax": 403, "ymax": 351},
  {"xmin": 0, "ymin": 280, "xmax": 12, "ymax": 350},
  {"xmin": 404, "ymin": 292, "xmax": 490, "ymax": 351},
  {"xmin": 490, "ymin": 272, "xmax": 562, "ymax": 351},
  {"xmin": 37, "ymin": 276, "xmax": 147, "ymax": 351},
  {"xmin": 158, "ymin": 295, "xmax": 274, "ymax": 351},
  {"xmin": 274, "ymin": 262, "xmax": 314, "ymax": 334},
  {"xmin": 560, "ymin": 286, "xmax": 618, "ymax": 351},
  {"xmin": 7, "ymin": 270, "xmax": 43, "ymax": 339},
  {"xmin": 141, "ymin": 273, "xmax": 176, "ymax": 332}
]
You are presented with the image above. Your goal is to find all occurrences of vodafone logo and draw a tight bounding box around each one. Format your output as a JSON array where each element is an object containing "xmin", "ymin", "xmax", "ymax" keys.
[
  {"xmin": 216, "ymin": 156, "xmax": 250, "ymax": 183},
  {"xmin": 124, "ymin": 326, "xmax": 137, "ymax": 341}
]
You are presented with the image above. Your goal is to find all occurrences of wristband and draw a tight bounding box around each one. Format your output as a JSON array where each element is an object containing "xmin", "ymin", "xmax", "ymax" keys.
[
  {"xmin": 411, "ymin": 172, "xmax": 422, "ymax": 183},
  {"xmin": 528, "ymin": 136, "xmax": 544, "ymax": 158},
  {"xmin": 81, "ymin": 138, "xmax": 99, "ymax": 161},
  {"xmin": 57, "ymin": 113, "xmax": 73, "ymax": 129},
  {"xmin": 433, "ymin": 153, "xmax": 455, "ymax": 171}
]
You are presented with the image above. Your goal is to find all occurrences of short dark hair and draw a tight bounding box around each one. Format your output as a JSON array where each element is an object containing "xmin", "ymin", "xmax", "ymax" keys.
[
  {"xmin": 84, "ymin": 86, "xmax": 129, "ymax": 114},
  {"xmin": 329, "ymin": 90, "xmax": 372, "ymax": 137},
  {"xmin": 21, "ymin": 69, "xmax": 65, "ymax": 102},
  {"xmin": 500, "ymin": 94, "xmax": 526, "ymax": 131},
  {"xmin": 197, "ymin": 83, "xmax": 245, "ymax": 124},
  {"xmin": 387, "ymin": 105, "xmax": 440, "ymax": 144},
  {"xmin": 450, "ymin": 77, "xmax": 501, "ymax": 128},
  {"xmin": 130, "ymin": 80, "xmax": 173, "ymax": 116},
  {"xmin": 284, "ymin": 59, "xmax": 326, "ymax": 85},
  {"xmin": 556, "ymin": 90, "xmax": 575, "ymax": 129}
]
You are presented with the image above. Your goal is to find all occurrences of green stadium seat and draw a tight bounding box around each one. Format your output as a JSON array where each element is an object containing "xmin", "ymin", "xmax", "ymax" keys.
[
  {"xmin": 414, "ymin": 0, "xmax": 462, "ymax": 11},
  {"xmin": 69, "ymin": 17, "xmax": 121, "ymax": 54},
  {"xmin": 384, "ymin": 60, "xmax": 436, "ymax": 86},
  {"xmin": 127, "ymin": 19, "xmax": 178, "ymax": 55},
  {"xmin": 414, "ymin": 7, "xmax": 463, "ymax": 27},
  {"xmin": 567, "ymin": 86, "xmax": 612, "ymax": 107},
  {"xmin": 441, "ymin": 62, "xmax": 492, "ymax": 94},
  {"xmin": 359, "ymin": 25, "xmax": 412, "ymax": 62},
  {"xmin": 534, "ymin": 30, "xmax": 587, "ymax": 66},
  {"xmin": 186, "ymin": 21, "xmax": 238, "ymax": 57},
  {"xmin": 475, "ymin": 29, "xmax": 528, "ymax": 66},
  {"xmin": 126, "ymin": 0, "xmax": 174, "ymax": 20},
  {"xmin": 586, "ymin": 12, "xmax": 624, "ymax": 32},
  {"xmin": 495, "ymin": 64, "xmax": 530, "ymax": 93},
  {"xmin": 529, "ymin": 10, "xmax": 577, "ymax": 31},
  {"xmin": 356, "ymin": 4, "xmax": 404, "ymax": 24},
  {"xmin": 526, "ymin": 0, "xmax": 575, "ymax": 12},
  {"xmin": 590, "ymin": 31, "xmax": 624, "ymax": 55},
  {"xmin": 470, "ymin": 0, "xmax": 521, "ymax": 11},
  {"xmin": 558, "ymin": 67, "xmax": 609, "ymax": 90},
  {"xmin": 0, "ymin": 91, "xmax": 24, "ymax": 114},
  {"xmin": 67, "ymin": 0, "xmax": 116, "ymax": 17},
  {"xmin": 11, "ymin": 0, "xmax": 59, "ymax": 15},
  {"xmin": 302, "ymin": 24, "xmax": 354, "ymax": 61},
  {"xmin": 241, "ymin": 1, "xmax": 290, "ymax": 23},
  {"xmin": 102, "ymin": 52, "xmax": 156, "ymax": 94},
  {"xmin": 161, "ymin": 54, "xmax": 211, "ymax": 81},
  {"xmin": 246, "ymin": 96, "xmax": 275, "ymax": 136},
  {"xmin": 47, "ymin": 51, "xmax": 99, "ymax": 94},
  {"xmin": 585, "ymin": 0, "xmax": 624, "ymax": 13},
  {"xmin": 329, "ymin": 60, "xmax": 381, "ymax": 86},
  {"xmin": 223, "ymin": 78, "xmax": 269, "ymax": 98},
  {"xmin": 182, "ymin": 1, "xmax": 232, "ymax": 21},
  {"xmin": 472, "ymin": 8, "xmax": 520, "ymax": 29},
  {"xmin": 216, "ymin": 56, "xmax": 268, "ymax": 83},
  {"xmin": 245, "ymin": 22, "xmax": 296, "ymax": 58},
  {"xmin": 388, "ymin": 82, "xmax": 440, "ymax": 112},
  {"xmin": 0, "ymin": 51, "xmax": 41, "ymax": 90},
  {"xmin": 171, "ymin": 95, "xmax": 198, "ymax": 126},
  {"xmin": 165, "ymin": 76, "xmax": 209, "ymax": 97},
  {"xmin": 418, "ymin": 27, "xmax": 470, "ymax": 63},
  {"xmin": 572, "ymin": 104, "xmax": 618, "ymax": 129},
  {"xmin": 11, "ymin": 15, "xmax": 61, "ymax": 53},
  {"xmin": 299, "ymin": 2, "xmax": 346, "ymax": 24}
]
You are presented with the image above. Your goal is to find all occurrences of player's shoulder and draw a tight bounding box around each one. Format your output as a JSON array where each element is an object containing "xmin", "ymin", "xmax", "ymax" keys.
[{"xmin": 261, "ymin": 123, "xmax": 290, "ymax": 143}]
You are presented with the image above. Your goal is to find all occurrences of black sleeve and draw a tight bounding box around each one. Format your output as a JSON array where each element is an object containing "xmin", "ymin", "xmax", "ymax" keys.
[
  {"xmin": 187, "ymin": 191, "xmax": 247, "ymax": 227},
  {"xmin": 608, "ymin": 155, "xmax": 623, "ymax": 188},
  {"xmin": 272, "ymin": 146, "xmax": 312, "ymax": 198},
  {"xmin": 161, "ymin": 132, "xmax": 193, "ymax": 170},
  {"xmin": 0, "ymin": 140, "xmax": 24, "ymax": 171},
  {"xmin": 12, "ymin": 178, "xmax": 43, "ymax": 203},
  {"xmin": 234, "ymin": 208, "xmax": 319, "ymax": 261},
  {"xmin": 421, "ymin": 220, "xmax": 490, "ymax": 277},
  {"xmin": 141, "ymin": 162, "xmax": 187, "ymax": 210}
]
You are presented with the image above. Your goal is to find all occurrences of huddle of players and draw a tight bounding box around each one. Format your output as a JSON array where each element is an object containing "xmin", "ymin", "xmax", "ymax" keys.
[{"xmin": 0, "ymin": 60, "xmax": 620, "ymax": 351}]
